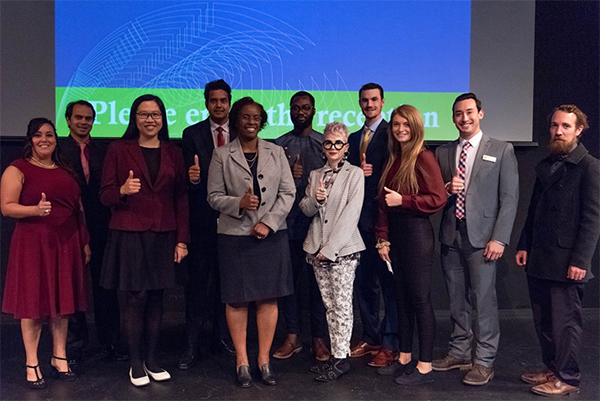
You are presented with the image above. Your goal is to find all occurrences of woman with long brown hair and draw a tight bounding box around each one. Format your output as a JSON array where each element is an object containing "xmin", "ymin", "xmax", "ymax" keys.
[{"xmin": 375, "ymin": 105, "xmax": 446, "ymax": 385}]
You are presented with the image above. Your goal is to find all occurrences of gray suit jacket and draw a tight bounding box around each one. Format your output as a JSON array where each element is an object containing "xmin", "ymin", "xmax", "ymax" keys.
[
  {"xmin": 300, "ymin": 163, "xmax": 366, "ymax": 261},
  {"xmin": 436, "ymin": 134, "xmax": 519, "ymax": 248},
  {"xmin": 207, "ymin": 137, "xmax": 296, "ymax": 236}
]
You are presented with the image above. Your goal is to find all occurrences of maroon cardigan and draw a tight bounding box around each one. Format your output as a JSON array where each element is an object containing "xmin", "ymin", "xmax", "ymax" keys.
[
  {"xmin": 376, "ymin": 148, "xmax": 446, "ymax": 241},
  {"xmin": 100, "ymin": 139, "xmax": 190, "ymax": 244}
]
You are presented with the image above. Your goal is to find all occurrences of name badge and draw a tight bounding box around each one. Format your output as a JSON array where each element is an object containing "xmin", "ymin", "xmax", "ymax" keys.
[{"xmin": 482, "ymin": 155, "xmax": 497, "ymax": 163}]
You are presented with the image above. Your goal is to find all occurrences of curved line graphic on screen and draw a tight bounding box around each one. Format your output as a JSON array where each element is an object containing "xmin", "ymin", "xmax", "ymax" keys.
[{"xmin": 58, "ymin": 2, "xmax": 353, "ymax": 113}]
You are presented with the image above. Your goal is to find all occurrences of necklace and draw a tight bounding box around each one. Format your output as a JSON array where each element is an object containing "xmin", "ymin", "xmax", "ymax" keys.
[
  {"xmin": 30, "ymin": 156, "xmax": 56, "ymax": 168},
  {"xmin": 244, "ymin": 151, "xmax": 258, "ymax": 169}
]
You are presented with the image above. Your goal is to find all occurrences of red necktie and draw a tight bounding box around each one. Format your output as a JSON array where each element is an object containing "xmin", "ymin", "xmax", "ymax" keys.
[
  {"xmin": 455, "ymin": 141, "xmax": 471, "ymax": 219},
  {"xmin": 217, "ymin": 126, "xmax": 224, "ymax": 147},
  {"xmin": 78, "ymin": 141, "xmax": 90, "ymax": 183}
]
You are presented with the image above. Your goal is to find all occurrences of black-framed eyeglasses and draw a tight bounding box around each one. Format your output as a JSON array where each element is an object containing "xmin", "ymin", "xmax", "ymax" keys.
[
  {"xmin": 291, "ymin": 105, "xmax": 314, "ymax": 113},
  {"xmin": 137, "ymin": 112, "xmax": 162, "ymax": 121},
  {"xmin": 323, "ymin": 140, "xmax": 348, "ymax": 150}
]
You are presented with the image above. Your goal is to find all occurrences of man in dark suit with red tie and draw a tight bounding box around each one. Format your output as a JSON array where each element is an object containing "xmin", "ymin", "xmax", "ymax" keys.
[
  {"xmin": 62, "ymin": 100, "xmax": 127, "ymax": 364},
  {"xmin": 179, "ymin": 79, "xmax": 236, "ymax": 369}
]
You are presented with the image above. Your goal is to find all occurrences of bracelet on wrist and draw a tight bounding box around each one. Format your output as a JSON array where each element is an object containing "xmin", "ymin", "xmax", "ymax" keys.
[
  {"xmin": 176, "ymin": 244, "xmax": 187, "ymax": 249},
  {"xmin": 375, "ymin": 239, "xmax": 391, "ymax": 249}
]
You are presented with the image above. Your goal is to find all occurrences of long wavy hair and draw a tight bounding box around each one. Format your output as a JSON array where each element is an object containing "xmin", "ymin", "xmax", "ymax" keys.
[
  {"xmin": 122, "ymin": 94, "xmax": 170, "ymax": 141},
  {"xmin": 22, "ymin": 117, "xmax": 75, "ymax": 176},
  {"xmin": 379, "ymin": 105, "xmax": 425, "ymax": 195}
]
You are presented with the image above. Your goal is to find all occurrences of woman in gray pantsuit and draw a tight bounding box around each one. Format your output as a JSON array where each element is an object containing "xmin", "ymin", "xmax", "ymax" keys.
[{"xmin": 300, "ymin": 122, "xmax": 365, "ymax": 381}]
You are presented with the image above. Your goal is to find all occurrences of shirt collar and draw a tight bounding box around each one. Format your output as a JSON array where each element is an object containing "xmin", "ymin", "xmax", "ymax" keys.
[
  {"xmin": 209, "ymin": 118, "xmax": 229, "ymax": 133},
  {"xmin": 366, "ymin": 116, "xmax": 384, "ymax": 133},
  {"xmin": 459, "ymin": 130, "xmax": 483, "ymax": 148}
]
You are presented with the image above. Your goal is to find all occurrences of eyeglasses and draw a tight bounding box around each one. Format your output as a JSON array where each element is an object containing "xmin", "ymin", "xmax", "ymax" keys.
[
  {"xmin": 291, "ymin": 105, "xmax": 314, "ymax": 113},
  {"xmin": 137, "ymin": 112, "xmax": 162, "ymax": 121},
  {"xmin": 323, "ymin": 140, "xmax": 348, "ymax": 150}
]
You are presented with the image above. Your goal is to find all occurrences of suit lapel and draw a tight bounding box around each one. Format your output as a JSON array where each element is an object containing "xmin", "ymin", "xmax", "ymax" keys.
[
  {"xmin": 228, "ymin": 137, "xmax": 251, "ymax": 175},
  {"xmin": 447, "ymin": 140, "xmax": 459, "ymax": 176},
  {"xmin": 154, "ymin": 142, "xmax": 173, "ymax": 187},
  {"xmin": 256, "ymin": 138, "xmax": 273, "ymax": 177},
  {"xmin": 126, "ymin": 140, "xmax": 153, "ymax": 188},
  {"xmin": 201, "ymin": 121, "xmax": 215, "ymax": 157},
  {"xmin": 471, "ymin": 135, "xmax": 490, "ymax": 179}
]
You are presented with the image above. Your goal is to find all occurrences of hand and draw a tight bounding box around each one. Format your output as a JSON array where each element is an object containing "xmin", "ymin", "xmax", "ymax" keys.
[
  {"xmin": 316, "ymin": 252, "xmax": 330, "ymax": 261},
  {"xmin": 449, "ymin": 168, "xmax": 465, "ymax": 194},
  {"xmin": 188, "ymin": 154, "xmax": 200, "ymax": 183},
  {"xmin": 567, "ymin": 265, "xmax": 586, "ymax": 281},
  {"xmin": 316, "ymin": 178, "xmax": 327, "ymax": 201},
  {"xmin": 361, "ymin": 153, "xmax": 373, "ymax": 177},
  {"xmin": 36, "ymin": 192, "xmax": 52, "ymax": 216},
  {"xmin": 383, "ymin": 186, "xmax": 403, "ymax": 207},
  {"xmin": 174, "ymin": 243, "xmax": 188, "ymax": 263},
  {"xmin": 292, "ymin": 154, "xmax": 303, "ymax": 179},
  {"xmin": 515, "ymin": 250, "xmax": 527, "ymax": 266},
  {"xmin": 120, "ymin": 170, "xmax": 141, "ymax": 195},
  {"xmin": 83, "ymin": 244, "xmax": 91, "ymax": 265},
  {"xmin": 378, "ymin": 245, "xmax": 391, "ymax": 263},
  {"xmin": 239, "ymin": 185, "xmax": 259, "ymax": 211},
  {"xmin": 251, "ymin": 222, "xmax": 270, "ymax": 240},
  {"xmin": 483, "ymin": 241, "xmax": 505, "ymax": 261}
]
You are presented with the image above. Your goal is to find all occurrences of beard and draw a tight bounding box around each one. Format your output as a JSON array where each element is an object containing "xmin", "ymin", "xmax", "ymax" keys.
[
  {"xmin": 548, "ymin": 137, "xmax": 577, "ymax": 156},
  {"xmin": 292, "ymin": 114, "xmax": 314, "ymax": 131}
]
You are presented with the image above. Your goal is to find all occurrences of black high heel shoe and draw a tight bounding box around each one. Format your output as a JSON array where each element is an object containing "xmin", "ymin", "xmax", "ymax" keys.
[
  {"xmin": 26, "ymin": 364, "xmax": 47, "ymax": 389},
  {"xmin": 50, "ymin": 356, "xmax": 77, "ymax": 381}
]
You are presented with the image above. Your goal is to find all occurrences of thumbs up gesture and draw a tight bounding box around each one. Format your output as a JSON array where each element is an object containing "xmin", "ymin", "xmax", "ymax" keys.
[
  {"xmin": 36, "ymin": 192, "xmax": 52, "ymax": 216},
  {"xmin": 239, "ymin": 185, "xmax": 259, "ymax": 211},
  {"xmin": 449, "ymin": 168, "xmax": 465, "ymax": 194},
  {"xmin": 120, "ymin": 170, "xmax": 141, "ymax": 196},
  {"xmin": 316, "ymin": 178, "xmax": 327, "ymax": 202},
  {"xmin": 361, "ymin": 153, "xmax": 373, "ymax": 177},
  {"xmin": 383, "ymin": 186, "xmax": 403, "ymax": 207},
  {"xmin": 292, "ymin": 154, "xmax": 303, "ymax": 179},
  {"xmin": 189, "ymin": 154, "xmax": 200, "ymax": 183}
]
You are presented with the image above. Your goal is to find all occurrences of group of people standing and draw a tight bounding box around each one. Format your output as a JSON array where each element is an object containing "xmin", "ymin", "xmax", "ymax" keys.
[{"xmin": 1, "ymin": 80, "xmax": 597, "ymax": 398}]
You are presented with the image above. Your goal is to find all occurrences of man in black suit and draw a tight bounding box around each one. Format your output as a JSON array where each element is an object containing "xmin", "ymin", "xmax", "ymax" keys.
[
  {"xmin": 347, "ymin": 83, "xmax": 398, "ymax": 367},
  {"xmin": 62, "ymin": 100, "xmax": 126, "ymax": 364},
  {"xmin": 179, "ymin": 79, "xmax": 236, "ymax": 369},
  {"xmin": 516, "ymin": 105, "xmax": 599, "ymax": 397}
]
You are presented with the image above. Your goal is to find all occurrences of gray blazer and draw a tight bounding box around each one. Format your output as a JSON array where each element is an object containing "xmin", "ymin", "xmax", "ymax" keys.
[
  {"xmin": 435, "ymin": 134, "xmax": 519, "ymax": 248},
  {"xmin": 207, "ymin": 137, "xmax": 296, "ymax": 236},
  {"xmin": 300, "ymin": 162, "xmax": 366, "ymax": 261}
]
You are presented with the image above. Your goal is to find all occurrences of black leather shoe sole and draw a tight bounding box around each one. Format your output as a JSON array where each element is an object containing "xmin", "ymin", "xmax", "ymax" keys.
[
  {"xmin": 260, "ymin": 363, "xmax": 277, "ymax": 386},
  {"xmin": 178, "ymin": 348, "xmax": 198, "ymax": 370}
]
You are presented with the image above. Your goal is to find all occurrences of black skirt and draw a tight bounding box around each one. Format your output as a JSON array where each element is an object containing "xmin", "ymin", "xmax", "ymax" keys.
[
  {"xmin": 100, "ymin": 230, "xmax": 176, "ymax": 291},
  {"xmin": 218, "ymin": 230, "xmax": 293, "ymax": 304}
]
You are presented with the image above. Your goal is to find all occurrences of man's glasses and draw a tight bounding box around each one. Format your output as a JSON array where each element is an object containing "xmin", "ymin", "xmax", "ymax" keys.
[
  {"xmin": 137, "ymin": 112, "xmax": 162, "ymax": 121},
  {"xmin": 323, "ymin": 140, "xmax": 348, "ymax": 150},
  {"xmin": 291, "ymin": 105, "xmax": 314, "ymax": 113}
]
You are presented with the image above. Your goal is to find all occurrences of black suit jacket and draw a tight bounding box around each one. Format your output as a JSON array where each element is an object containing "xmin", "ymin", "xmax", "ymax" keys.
[
  {"xmin": 517, "ymin": 143, "xmax": 600, "ymax": 283},
  {"xmin": 348, "ymin": 120, "xmax": 388, "ymax": 232},
  {"xmin": 181, "ymin": 119, "xmax": 237, "ymax": 237}
]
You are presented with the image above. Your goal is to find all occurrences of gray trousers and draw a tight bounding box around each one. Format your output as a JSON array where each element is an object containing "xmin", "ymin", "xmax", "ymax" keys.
[{"xmin": 440, "ymin": 225, "xmax": 499, "ymax": 367}]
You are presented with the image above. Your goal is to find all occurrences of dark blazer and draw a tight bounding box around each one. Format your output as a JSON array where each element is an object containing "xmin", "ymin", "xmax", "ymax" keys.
[
  {"xmin": 99, "ymin": 139, "xmax": 190, "ymax": 244},
  {"xmin": 181, "ymin": 119, "xmax": 236, "ymax": 232},
  {"xmin": 517, "ymin": 143, "xmax": 599, "ymax": 282},
  {"xmin": 348, "ymin": 120, "xmax": 389, "ymax": 232},
  {"xmin": 436, "ymin": 134, "xmax": 519, "ymax": 248}
]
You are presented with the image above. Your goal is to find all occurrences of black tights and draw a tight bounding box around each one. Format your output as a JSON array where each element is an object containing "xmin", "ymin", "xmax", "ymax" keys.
[{"xmin": 124, "ymin": 289, "xmax": 164, "ymax": 377}]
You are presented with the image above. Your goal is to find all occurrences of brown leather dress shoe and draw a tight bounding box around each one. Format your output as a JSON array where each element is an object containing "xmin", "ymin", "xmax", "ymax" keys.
[
  {"xmin": 463, "ymin": 363, "xmax": 494, "ymax": 386},
  {"xmin": 312, "ymin": 337, "xmax": 331, "ymax": 362},
  {"xmin": 432, "ymin": 354, "xmax": 473, "ymax": 371},
  {"xmin": 349, "ymin": 341, "xmax": 381, "ymax": 358},
  {"xmin": 531, "ymin": 376, "xmax": 579, "ymax": 397},
  {"xmin": 368, "ymin": 348, "xmax": 395, "ymax": 367},
  {"xmin": 521, "ymin": 368, "xmax": 554, "ymax": 385},
  {"xmin": 272, "ymin": 337, "xmax": 303, "ymax": 359}
]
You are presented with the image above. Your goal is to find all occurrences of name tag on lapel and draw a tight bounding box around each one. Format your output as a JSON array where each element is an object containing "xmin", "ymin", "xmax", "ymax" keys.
[{"xmin": 482, "ymin": 155, "xmax": 497, "ymax": 163}]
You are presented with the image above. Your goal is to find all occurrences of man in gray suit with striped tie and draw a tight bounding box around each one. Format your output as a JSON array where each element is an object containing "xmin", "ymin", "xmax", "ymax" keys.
[{"xmin": 433, "ymin": 93, "xmax": 519, "ymax": 386}]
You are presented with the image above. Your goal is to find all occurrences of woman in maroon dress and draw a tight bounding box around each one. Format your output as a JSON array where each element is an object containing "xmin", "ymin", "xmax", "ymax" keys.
[{"xmin": 1, "ymin": 118, "xmax": 90, "ymax": 389}]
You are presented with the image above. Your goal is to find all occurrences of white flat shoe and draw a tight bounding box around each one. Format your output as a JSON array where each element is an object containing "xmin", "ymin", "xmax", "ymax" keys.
[
  {"xmin": 129, "ymin": 367, "xmax": 150, "ymax": 387},
  {"xmin": 144, "ymin": 363, "xmax": 171, "ymax": 382}
]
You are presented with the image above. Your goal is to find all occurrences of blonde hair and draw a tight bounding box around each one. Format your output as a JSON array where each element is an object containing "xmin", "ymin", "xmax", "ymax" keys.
[
  {"xmin": 323, "ymin": 121, "xmax": 349, "ymax": 141},
  {"xmin": 379, "ymin": 105, "xmax": 425, "ymax": 195}
]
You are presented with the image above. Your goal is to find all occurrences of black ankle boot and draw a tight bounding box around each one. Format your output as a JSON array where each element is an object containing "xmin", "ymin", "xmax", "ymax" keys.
[{"xmin": 315, "ymin": 357, "xmax": 349, "ymax": 382}]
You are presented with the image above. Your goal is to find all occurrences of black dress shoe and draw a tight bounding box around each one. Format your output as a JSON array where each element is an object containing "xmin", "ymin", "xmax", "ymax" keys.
[
  {"xmin": 260, "ymin": 362, "xmax": 277, "ymax": 386},
  {"xmin": 236, "ymin": 365, "xmax": 252, "ymax": 388},
  {"xmin": 102, "ymin": 344, "xmax": 130, "ymax": 361},
  {"xmin": 216, "ymin": 339, "xmax": 236, "ymax": 355},
  {"xmin": 315, "ymin": 358, "xmax": 349, "ymax": 382},
  {"xmin": 178, "ymin": 346, "xmax": 198, "ymax": 370}
]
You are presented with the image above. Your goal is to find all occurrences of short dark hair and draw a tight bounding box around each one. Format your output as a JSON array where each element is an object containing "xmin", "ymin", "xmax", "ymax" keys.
[
  {"xmin": 359, "ymin": 83, "xmax": 384, "ymax": 100},
  {"xmin": 229, "ymin": 97, "xmax": 268, "ymax": 134},
  {"xmin": 65, "ymin": 100, "xmax": 96, "ymax": 120},
  {"xmin": 452, "ymin": 93, "xmax": 482, "ymax": 113},
  {"xmin": 290, "ymin": 91, "xmax": 315, "ymax": 107},
  {"xmin": 122, "ymin": 94, "xmax": 170, "ymax": 141},
  {"xmin": 204, "ymin": 79, "xmax": 232, "ymax": 103},
  {"xmin": 552, "ymin": 104, "xmax": 589, "ymax": 132}
]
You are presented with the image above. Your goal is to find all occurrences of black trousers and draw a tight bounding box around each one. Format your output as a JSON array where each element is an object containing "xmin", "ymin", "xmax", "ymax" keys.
[{"xmin": 527, "ymin": 275, "xmax": 584, "ymax": 387}]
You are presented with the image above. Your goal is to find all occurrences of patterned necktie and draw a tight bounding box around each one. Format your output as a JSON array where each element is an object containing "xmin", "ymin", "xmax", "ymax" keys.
[
  {"xmin": 360, "ymin": 127, "xmax": 371, "ymax": 155},
  {"xmin": 78, "ymin": 141, "xmax": 90, "ymax": 183},
  {"xmin": 217, "ymin": 126, "xmax": 224, "ymax": 147},
  {"xmin": 455, "ymin": 141, "xmax": 471, "ymax": 219}
]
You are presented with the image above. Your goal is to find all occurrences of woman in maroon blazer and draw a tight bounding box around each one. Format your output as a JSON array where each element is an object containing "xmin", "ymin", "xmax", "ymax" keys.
[{"xmin": 100, "ymin": 94, "xmax": 190, "ymax": 387}]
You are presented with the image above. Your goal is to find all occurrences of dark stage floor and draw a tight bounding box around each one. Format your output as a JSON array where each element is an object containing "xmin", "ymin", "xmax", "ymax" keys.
[{"xmin": 1, "ymin": 310, "xmax": 598, "ymax": 401}]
